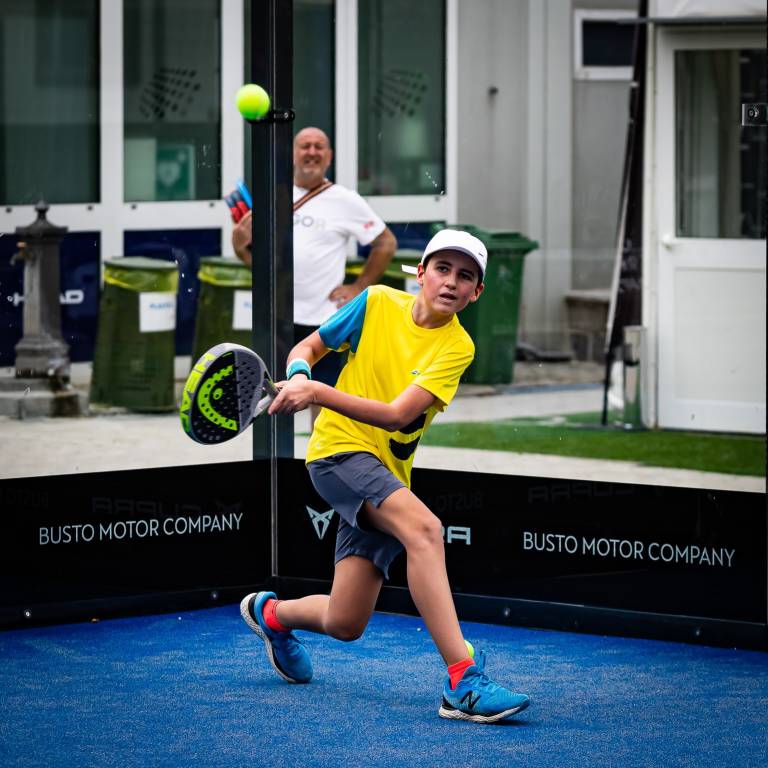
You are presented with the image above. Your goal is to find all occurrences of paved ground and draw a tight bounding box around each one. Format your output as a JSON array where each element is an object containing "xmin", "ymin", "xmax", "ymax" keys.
[{"xmin": 0, "ymin": 361, "xmax": 763, "ymax": 493}]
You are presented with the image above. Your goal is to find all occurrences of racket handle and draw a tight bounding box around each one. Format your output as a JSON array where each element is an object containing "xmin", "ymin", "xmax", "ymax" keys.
[
  {"xmin": 253, "ymin": 393, "xmax": 274, "ymax": 419},
  {"xmin": 264, "ymin": 380, "xmax": 279, "ymax": 398},
  {"xmin": 252, "ymin": 378, "xmax": 279, "ymax": 419}
]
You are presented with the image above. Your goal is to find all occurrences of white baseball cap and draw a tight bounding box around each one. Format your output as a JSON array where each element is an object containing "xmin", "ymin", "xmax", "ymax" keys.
[{"xmin": 401, "ymin": 229, "xmax": 487, "ymax": 282}]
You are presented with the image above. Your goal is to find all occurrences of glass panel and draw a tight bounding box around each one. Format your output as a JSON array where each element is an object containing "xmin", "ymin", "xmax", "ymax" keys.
[
  {"xmin": 124, "ymin": 0, "xmax": 221, "ymax": 202},
  {"xmin": 0, "ymin": 0, "xmax": 99, "ymax": 204},
  {"xmin": 294, "ymin": 0, "xmax": 335, "ymax": 143},
  {"xmin": 243, "ymin": 0, "xmax": 336, "ymax": 192},
  {"xmin": 675, "ymin": 48, "xmax": 767, "ymax": 239},
  {"xmin": 2, "ymin": 6, "xmax": 764, "ymax": 497},
  {"xmin": 123, "ymin": 228, "xmax": 222, "ymax": 355},
  {"xmin": 357, "ymin": 0, "xmax": 445, "ymax": 195}
]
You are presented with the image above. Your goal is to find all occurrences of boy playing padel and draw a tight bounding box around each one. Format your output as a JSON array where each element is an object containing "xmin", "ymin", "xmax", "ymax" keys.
[{"xmin": 240, "ymin": 229, "xmax": 530, "ymax": 723}]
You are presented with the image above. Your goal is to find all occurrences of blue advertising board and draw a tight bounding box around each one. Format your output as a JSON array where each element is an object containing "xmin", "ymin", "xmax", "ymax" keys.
[{"xmin": 0, "ymin": 232, "xmax": 100, "ymax": 366}]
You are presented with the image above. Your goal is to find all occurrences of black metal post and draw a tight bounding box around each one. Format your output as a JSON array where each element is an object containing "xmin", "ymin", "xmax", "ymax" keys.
[
  {"xmin": 247, "ymin": 0, "xmax": 294, "ymax": 580},
  {"xmin": 249, "ymin": 0, "xmax": 294, "ymax": 460},
  {"xmin": 602, "ymin": 1, "xmax": 648, "ymax": 425}
]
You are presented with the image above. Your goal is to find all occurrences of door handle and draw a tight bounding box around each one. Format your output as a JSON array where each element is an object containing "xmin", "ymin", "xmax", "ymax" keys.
[{"xmin": 661, "ymin": 233, "xmax": 675, "ymax": 250}]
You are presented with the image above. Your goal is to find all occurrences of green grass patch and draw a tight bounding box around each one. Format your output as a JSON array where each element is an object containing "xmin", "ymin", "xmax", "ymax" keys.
[{"xmin": 422, "ymin": 412, "xmax": 766, "ymax": 476}]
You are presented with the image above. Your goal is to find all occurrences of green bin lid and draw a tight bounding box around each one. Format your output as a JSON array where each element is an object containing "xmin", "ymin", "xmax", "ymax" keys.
[
  {"xmin": 104, "ymin": 256, "xmax": 179, "ymax": 292},
  {"xmin": 198, "ymin": 256, "xmax": 252, "ymax": 288},
  {"xmin": 430, "ymin": 224, "xmax": 539, "ymax": 253},
  {"xmin": 346, "ymin": 249, "xmax": 421, "ymax": 282},
  {"xmin": 105, "ymin": 256, "xmax": 177, "ymax": 270}
]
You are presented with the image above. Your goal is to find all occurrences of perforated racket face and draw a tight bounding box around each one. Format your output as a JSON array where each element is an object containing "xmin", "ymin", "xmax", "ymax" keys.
[{"xmin": 180, "ymin": 343, "xmax": 277, "ymax": 444}]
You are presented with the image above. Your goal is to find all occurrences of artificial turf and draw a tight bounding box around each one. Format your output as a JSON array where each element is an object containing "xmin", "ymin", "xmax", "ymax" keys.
[{"xmin": 422, "ymin": 412, "xmax": 766, "ymax": 476}]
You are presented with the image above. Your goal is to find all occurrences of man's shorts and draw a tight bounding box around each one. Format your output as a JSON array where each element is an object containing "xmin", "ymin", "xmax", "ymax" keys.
[
  {"xmin": 307, "ymin": 451, "xmax": 405, "ymax": 579},
  {"xmin": 294, "ymin": 323, "xmax": 344, "ymax": 387}
]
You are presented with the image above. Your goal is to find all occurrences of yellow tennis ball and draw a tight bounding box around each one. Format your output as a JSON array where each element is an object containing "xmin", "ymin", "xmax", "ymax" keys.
[
  {"xmin": 465, "ymin": 639, "xmax": 475, "ymax": 659},
  {"xmin": 236, "ymin": 84, "xmax": 270, "ymax": 120}
]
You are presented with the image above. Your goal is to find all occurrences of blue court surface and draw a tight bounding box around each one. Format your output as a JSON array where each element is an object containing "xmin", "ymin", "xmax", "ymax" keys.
[{"xmin": 1, "ymin": 606, "xmax": 766, "ymax": 768}]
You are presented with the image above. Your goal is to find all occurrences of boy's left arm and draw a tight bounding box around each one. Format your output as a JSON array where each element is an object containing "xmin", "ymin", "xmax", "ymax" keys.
[{"xmin": 268, "ymin": 331, "xmax": 331, "ymax": 413}]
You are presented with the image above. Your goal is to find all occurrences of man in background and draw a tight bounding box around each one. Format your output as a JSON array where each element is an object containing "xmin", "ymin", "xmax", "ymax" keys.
[{"xmin": 233, "ymin": 126, "xmax": 397, "ymax": 424}]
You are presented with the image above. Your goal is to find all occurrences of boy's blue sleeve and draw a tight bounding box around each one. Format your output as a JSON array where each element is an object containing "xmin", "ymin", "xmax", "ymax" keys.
[{"xmin": 318, "ymin": 288, "xmax": 369, "ymax": 354}]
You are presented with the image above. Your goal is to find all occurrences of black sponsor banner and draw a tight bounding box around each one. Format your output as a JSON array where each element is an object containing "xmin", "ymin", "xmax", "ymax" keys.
[
  {"xmin": 0, "ymin": 461, "xmax": 270, "ymax": 622},
  {"xmin": 277, "ymin": 459, "xmax": 766, "ymax": 624},
  {"xmin": 278, "ymin": 459, "xmax": 339, "ymax": 580}
]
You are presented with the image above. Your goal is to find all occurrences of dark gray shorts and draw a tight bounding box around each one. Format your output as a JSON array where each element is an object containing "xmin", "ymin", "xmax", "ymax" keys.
[{"xmin": 307, "ymin": 452, "xmax": 405, "ymax": 579}]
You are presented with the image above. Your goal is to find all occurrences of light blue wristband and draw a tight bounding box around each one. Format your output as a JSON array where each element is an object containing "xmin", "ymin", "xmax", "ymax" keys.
[{"xmin": 286, "ymin": 358, "xmax": 312, "ymax": 380}]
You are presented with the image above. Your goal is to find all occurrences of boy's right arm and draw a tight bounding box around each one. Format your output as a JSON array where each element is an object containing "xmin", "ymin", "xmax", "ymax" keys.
[
  {"xmin": 317, "ymin": 381, "xmax": 436, "ymax": 432},
  {"xmin": 270, "ymin": 377, "xmax": 436, "ymax": 433},
  {"xmin": 268, "ymin": 287, "xmax": 438, "ymax": 429}
]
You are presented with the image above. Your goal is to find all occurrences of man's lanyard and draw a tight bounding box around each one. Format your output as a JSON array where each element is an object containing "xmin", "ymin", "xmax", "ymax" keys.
[{"xmin": 293, "ymin": 180, "xmax": 333, "ymax": 212}]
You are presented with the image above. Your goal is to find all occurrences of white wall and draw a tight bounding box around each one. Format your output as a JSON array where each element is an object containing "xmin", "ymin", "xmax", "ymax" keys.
[
  {"xmin": 456, "ymin": 0, "xmax": 574, "ymax": 353},
  {"xmin": 455, "ymin": 0, "xmax": 529, "ymax": 230}
]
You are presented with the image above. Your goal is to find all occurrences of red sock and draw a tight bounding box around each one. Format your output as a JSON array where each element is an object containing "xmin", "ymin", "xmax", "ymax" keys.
[
  {"xmin": 448, "ymin": 658, "xmax": 474, "ymax": 690},
  {"xmin": 262, "ymin": 598, "xmax": 289, "ymax": 633}
]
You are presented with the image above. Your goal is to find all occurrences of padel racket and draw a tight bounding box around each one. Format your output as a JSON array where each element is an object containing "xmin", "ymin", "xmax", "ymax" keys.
[{"xmin": 180, "ymin": 342, "xmax": 279, "ymax": 444}]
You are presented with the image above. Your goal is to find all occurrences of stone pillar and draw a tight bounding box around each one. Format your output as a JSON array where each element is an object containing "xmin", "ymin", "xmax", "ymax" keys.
[
  {"xmin": 0, "ymin": 201, "xmax": 80, "ymax": 418},
  {"xmin": 13, "ymin": 201, "xmax": 70, "ymax": 381}
]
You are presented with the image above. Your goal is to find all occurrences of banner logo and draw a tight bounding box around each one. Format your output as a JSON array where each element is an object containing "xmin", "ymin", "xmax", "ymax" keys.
[{"xmin": 306, "ymin": 506, "xmax": 335, "ymax": 540}]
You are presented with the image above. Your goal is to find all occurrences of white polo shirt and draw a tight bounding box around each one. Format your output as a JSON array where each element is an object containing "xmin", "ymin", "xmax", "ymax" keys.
[{"xmin": 293, "ymin": 183, "xmax": 385, "ymax": 326}]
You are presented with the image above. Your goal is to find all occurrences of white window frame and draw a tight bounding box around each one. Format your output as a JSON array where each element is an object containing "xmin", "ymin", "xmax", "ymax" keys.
[
  {"xmin": 0, "ymin": 0, "xmax": 242, "ymax": 264},
  {"xmin": 334, "ymin": 0, "xmax": 457, "ymax": 225},
  {"xmin": 1, "ymin": 0, "xmax": 454, "ymax": 257},
  {"xmin": 573, "ymin": 9, "xmax": 637, "ymax": 81}
]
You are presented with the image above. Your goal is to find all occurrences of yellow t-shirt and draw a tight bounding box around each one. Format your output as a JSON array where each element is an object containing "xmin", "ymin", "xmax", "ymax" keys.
[{"xmin": 306, "ymin": 285, "xmax": 475, "ymax": 487}]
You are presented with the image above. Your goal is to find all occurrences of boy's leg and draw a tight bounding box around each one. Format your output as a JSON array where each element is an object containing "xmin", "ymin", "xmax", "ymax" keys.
[
  {"xmin": 275, "ymin": 555, "xmax": 383, "ymax": 641},
  {"xmin": 240, "ymin": 556, "xmax": 381, "ymax": 684},
  {"xmin": 361, "ymin": 487, "xmax": 468, "ymax": 666},
  {"xmin": 363, "ymin": 487, "xmax": 530, "ymax": 723}
]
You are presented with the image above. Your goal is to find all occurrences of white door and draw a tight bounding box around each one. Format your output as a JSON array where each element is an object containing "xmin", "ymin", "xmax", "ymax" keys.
[{"xmin": 655, "ymin": 28, "xmax": 766, "ymax": 434}]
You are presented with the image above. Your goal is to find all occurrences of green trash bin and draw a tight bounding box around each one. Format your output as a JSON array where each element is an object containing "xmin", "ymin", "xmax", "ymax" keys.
[
  {"xmin": 90, "ymin": 257, "xmax": 179, "ymax": 411},
  {"xmin": 432, "ymin": 224, "xmax": 538, "ymax": 385},
  {"xmin": 190, "ymin": 257, "xmax": 252, "ymax": 364},
  {"xmin": 345, "ymin": 249, "xmax": 422, "ymax": 293}
]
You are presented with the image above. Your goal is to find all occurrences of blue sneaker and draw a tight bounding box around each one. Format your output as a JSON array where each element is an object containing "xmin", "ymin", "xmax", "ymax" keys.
[
  {"xmin": 240, "ymin": 591, "xmax": 313, "ymax": 684},
  {"xmin": 439, "ymin": 650, "xmax": 529, "ymax": 723}
]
